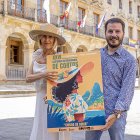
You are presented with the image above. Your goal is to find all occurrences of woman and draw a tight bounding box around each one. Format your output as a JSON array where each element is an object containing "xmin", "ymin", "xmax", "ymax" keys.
[
  {"xmin": 26, "ymin": 23, "xmax": 69, "ymax": 140},
  {"xmin": 52, "ymin": 72, "xmax": 88, "ymax": 122},
  {"xmin": 52, "ymin": 62, "xmax": 94, "ymax": 122}
]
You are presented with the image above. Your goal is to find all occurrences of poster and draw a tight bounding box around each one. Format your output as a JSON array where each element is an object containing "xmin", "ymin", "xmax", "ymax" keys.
[{"xmin": 46, "ymin": 51, "xmax": 105, "ymax": 132}]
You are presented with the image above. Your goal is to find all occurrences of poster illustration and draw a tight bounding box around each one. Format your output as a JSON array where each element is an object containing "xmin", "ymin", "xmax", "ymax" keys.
[{"xmin": 46, "ymin": 51, "xmax": 105, "ymax": 132}]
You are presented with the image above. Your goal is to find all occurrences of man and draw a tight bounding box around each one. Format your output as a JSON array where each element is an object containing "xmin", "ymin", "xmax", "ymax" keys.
[{"xmin": 86, "ymin": 18, "xmax": 137, "ymax": 140}]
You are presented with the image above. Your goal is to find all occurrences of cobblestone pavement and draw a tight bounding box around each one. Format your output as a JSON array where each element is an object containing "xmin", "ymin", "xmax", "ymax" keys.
[{"xmin": 0, "ymin": 89, "xmax": 140, "ymax": 140}]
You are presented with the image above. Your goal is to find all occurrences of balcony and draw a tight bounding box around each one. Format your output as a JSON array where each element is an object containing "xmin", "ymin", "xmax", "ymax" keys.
[
  {"xmin": 59, "ymin": 19, "xmax": 77, "ymax": 32},
  {"xmin": 0, "ymin": 1, "xmax": 105, "ymax": 39},
  {"xmin": 6, "ymin": 66, "xmax": 27, "ymax": 80},
  {"xmin": 7, "ymin": 0, "xmax": 35, "ymax": 21},
  {"xmin": 59, "ymin": 19, "xmax": 105, "ymax": 38},
  {"xmin": 37, "ymin": 9, "xmax": 47, "ymax": 23}
]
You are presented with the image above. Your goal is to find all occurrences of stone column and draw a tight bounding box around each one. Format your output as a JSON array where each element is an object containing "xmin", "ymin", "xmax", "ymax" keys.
[
  {"xmin": 34, "ymin": 9, "xmax": 37, "ymax": 22},
  {"xmin": 23, "ymin": 48, "xmax": 34, "ymax": 69},
  {"xmin": 70, "ymin": 0, "xmax": 78, "ymax": 21},
  {"xmin": 0, "ymin": 46, "xmax": 7, "ymax": 80},
  {"xmin": 3, "ymin": 0, "xmax": 8, "ymax": 15},
  {"xmin": 34, "ymin": 0, "xmax": 38, "ymax": 22}
]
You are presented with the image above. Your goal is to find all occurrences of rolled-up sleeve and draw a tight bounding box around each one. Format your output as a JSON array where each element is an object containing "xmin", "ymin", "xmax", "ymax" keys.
[{"xmin": 115, "ymin": 58, "xmax": 137, "ymax": 111}]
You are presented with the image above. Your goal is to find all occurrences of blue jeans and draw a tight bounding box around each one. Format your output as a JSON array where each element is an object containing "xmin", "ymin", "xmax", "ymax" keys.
[{"xmin": 85, "ymin": 116, "xmax": 126, "ymax": 140}]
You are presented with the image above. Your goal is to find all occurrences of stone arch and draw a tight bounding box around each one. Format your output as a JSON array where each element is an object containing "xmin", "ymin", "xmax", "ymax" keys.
[
  {"xmin": 57, "ymin": 42, "xmax": 72, "ymax": 54},
  {"xmin": 1, "ymin": 24, "xmax": 35, "ymax": 50},
  {"xmin": 76, "ymin": 45, "xmax": 88, "ymax": 52},
  {"xmin": 5, "ymin": 32, "xmax": 31, "ymax": 49},
  {"xmin": 5, "ymin": 32, "xmax": 31, "ymax": 65},
  {"xmin": 4, "ymin": 30, "xmax": 34, "ymax": 80},
  {"xmin": 64, "ymin": 42, "xmax": 72, "ymax": 53}
]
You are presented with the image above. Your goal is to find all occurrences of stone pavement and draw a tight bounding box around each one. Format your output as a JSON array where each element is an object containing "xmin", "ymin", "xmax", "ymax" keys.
[
  {"xmin": 0, "ymin": 84, "xmax": 35, "ymax": 97},
  {"xmin": 0, "ymin": 89, "xmax": 140, "ymax": 140},
  {"xmin": 1, "ymin": 117, "xmax": 140, "ymax": 140},
  {"xmin": 0, "ymin": 85, "xmax": 34, "ymax": 91}
]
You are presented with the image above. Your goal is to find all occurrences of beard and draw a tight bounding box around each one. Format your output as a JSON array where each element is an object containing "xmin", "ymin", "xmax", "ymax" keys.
[{"xmin": 106, "ymin": 36, "xmax": 123, "ymax": 48}]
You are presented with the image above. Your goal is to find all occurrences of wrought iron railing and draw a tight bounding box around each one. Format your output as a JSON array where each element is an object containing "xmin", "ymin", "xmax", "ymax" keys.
[
  {"xmin": 95, "ymin": 27, "xmax": 105, "ymax": 39},
  {"xmin": 59, "ymin": 19, "xmax": 105, "ymax": 38},
  {"xmin": 37, "ymin": 10, "xmax": 59, "ymax": 26},
  {"xmin": 37, "ymin": 9, "xmax": 47, "ymax": 23},
  {"xmin": 7, "ymin": 0, "xmax": 35, "ymax": 21},
  {"xmin": 0, "ymin": 1, "xmax": 105, "ymax": 39},
  {"xmin": 78, "ymin": 25, "xmax": 93, "ymax": 35},
  {"xmin": 51, "ymin": 14, "xmax": 59, "ymax": 27},
  {"xmin": 6, "ymin": 66, "xmax": 27, "ymax": 80},
  {"xmin": 67, "ymin": 20, "xmax": 77, "ymax": 32}
]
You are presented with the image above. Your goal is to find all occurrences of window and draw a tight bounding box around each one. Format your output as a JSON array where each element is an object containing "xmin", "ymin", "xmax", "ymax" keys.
[
  {"xmin": 57, "ymin": 46, "xmax": 68, "ymax": 54},
  {"xmin": 76, "ymin": 48, "xmax": 84, "ymax": 52},
  {"xmin": 37, "ymin": 0, "xmax": 46, "ymax": 22},
  {"xmin": 138, "ymin": 6, "xmax": 140, "ymax": 18},
  {"xmin": 78, "ymin": 7, "xmax": 85, "ymax": 22},
  {"xmin": 119, "ymin": 0, "xmax": 122, "ymax": 9},
  {"xmin": 128, "ymin": 26, "xmax": 133, "ymax": 39},
  {"xmin": 60, "ymin": 0, "xmax": 68, "ymax": 14},
  {"xmin": 9, "ymin": 0, "xmax": 24, "ymax": 17},
  {"xmin": 8, "ymin": 37, "xmax": 23, "ymax": 65},
  {"xmin": 16, "ymin": 0, "xmax": 23, "ymax": 11},
  {"xmin": 37, "ymin": 0, "xmax": 44, "ymax": 10},
  {"xmin": 10, "ymin": 45, "xmax": 19, "ymax": 64},
  {"xmin": 107, "ymin": 0, "xmax": 112, "ymax": 4},
  {"xmin": 93, "ymin": 13, "xmax": 99, "ymax": 26},
  {"xmin": 57, "ymin": 46, "xmax": 63, "ymax": 53},
  {"xmin": 129, "ymin": 1, "xmax": 132, "ymax": 14},
  {"xmin": 60, "ymin": 0, "xmax": 68, "ymax": 26},
  {"xmin": 93, "ymin": 13, "xmax": 99, "ymax": 34},
  {"xmin": 10, "ymin": 0, "xmax": 24, "ymax": 11}
]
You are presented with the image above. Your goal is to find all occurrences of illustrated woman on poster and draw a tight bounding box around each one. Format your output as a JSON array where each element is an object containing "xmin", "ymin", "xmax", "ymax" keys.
[{"xmin": 51, "ymin": 62, "xmax": 94, "ymax": 122}]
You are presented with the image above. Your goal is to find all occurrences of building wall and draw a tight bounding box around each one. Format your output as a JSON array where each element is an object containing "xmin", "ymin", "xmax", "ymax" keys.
[{"xmin": 0, "ymin": 0, "xmax": 139, "ymax": 81}]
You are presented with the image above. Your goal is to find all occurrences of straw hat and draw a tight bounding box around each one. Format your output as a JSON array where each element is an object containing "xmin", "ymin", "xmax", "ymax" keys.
[
  {"xmin": 55, "ymin": 62, "xmax": 94, "ymax": 84},
  {"xmin": 29, "ymin": 23, "xmax": 66, "ymax": 45}
]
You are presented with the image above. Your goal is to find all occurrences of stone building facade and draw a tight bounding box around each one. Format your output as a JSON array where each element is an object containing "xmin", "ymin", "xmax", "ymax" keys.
[{"xmin": 0, "ymin": 0, "xmax": 139, "ymax": 83}]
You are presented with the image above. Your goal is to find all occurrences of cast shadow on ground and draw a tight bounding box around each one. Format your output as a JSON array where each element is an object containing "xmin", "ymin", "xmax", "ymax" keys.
[{"xmin": 0, "ymin": 118, "xmax": 140, "ymax": 140}]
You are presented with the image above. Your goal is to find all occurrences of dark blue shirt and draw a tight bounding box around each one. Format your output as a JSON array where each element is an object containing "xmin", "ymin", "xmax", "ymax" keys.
[{"xmin": 100, "ymin": 46, "xmax": 136, "ymax": 117}]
